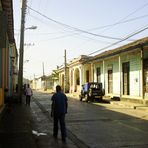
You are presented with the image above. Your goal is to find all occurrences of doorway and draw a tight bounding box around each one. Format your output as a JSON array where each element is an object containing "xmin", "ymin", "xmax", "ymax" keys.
[
  {"xmin": 144, "ymin": 59, "xmax": 148, "ymax": 94},
  {"xmin": 108, "ymin": 69, "xmax": 113, "ymax": 93},
  {"xmin": 96, "ymin": 67, "xmax": 101, "ymax": 82},
  {"xmin": 122, "ymin": 62, "xmax": 130, "ymax": 95}
]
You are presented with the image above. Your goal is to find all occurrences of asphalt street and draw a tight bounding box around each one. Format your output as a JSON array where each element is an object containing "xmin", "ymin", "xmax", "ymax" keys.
[{"xmin": 31, "ymin": 91, "xmax": 148, "ymax": 148}]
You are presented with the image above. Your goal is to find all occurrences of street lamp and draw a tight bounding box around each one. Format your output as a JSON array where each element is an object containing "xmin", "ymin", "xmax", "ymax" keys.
[
  {"xmin": 25, "ymin": 25, "xmax": 37, "ymax": 30},
  {"xmin": 18, "ymin": 0, "xmax": 37, "ymax": 103},
  {"xmin": 24, "ymin": 59, "xmax": 29, "ymax": 63}
]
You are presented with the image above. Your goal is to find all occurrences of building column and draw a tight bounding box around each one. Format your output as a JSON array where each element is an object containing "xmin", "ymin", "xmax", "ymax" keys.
[
  {"xmin": 72, "ymin": 68, "xmax": 75, "ymax": 92},
  {"xmin": 79, "ymin": 66, "xmax": 82, "ymax": 88},
  {"xmin": 103, "ymin": 60, "xmax": 105, "ymax": 89},
  {"xmin": 141, "ymin": 47, "xmax": 144, "ymax": 100},
  {"xmin": 119, "ymin": 55, "xmax": 121, "ymax": 98},
  {"xmin": 91, "ymin": 63, "xmax": 94, "ymax": 82}
]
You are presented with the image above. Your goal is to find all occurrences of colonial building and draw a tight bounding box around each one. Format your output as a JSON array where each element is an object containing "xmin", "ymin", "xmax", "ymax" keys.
[
  {"xmin": 68, "ymin": 55, "xmax": 92, "ymax": 93},
  {"xmin": 91, "ymin": 37, "xmax": 148, "ymax": 103},
  {"xmin": 31, "ymin": 76, "xmax": 47, "ymax": 90},
  {"xmin": 0, "ymin": 0, "xmax": 17, "ymax": 108},
  {"xmin": 56, "ymin": 55, "xmax": 92, "ymax": 93},
  {"xmin": 56, "ymin": 37, "xmax": 148, "ymax": 103},
  {"xmin": 31, "ymin": 72, "xmax": 59, "ymax": 92},
  {"xmin": 56, "ymin": 65, "xmax": 69, "ymax": 92}
]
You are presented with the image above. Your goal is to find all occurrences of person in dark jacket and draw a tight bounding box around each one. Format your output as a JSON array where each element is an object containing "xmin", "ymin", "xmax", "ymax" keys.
[{"xmin": 51, "ymin": 85, "xmax": 68, "ymax": 142}]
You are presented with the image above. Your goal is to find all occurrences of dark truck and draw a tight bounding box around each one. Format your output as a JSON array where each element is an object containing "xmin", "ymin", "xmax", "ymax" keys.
[{"xmin": 79, "ymin": 82, "xmax": 105, "ymax": 102}]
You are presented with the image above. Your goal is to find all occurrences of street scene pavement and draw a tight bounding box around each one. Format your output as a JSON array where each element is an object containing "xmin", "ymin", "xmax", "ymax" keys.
[
  {"xmin": 31, "ymin": 91, "xmax": 148, "ymax": 148},
  {"xmin": 0, "ymin": 90, "xmax": 148, "ymax": 148}
]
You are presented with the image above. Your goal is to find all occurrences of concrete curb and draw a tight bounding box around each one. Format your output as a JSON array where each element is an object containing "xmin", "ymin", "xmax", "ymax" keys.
[{"xmin": 110, "ymin": 101, "xmax": 148, "ymax": 111}]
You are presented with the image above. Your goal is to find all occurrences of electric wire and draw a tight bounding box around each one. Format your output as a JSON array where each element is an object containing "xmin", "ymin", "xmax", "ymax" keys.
[
  {"xmin": 99, "ymin": 2, "xmax": 148, "ymax": 34},
  {"xmin": 27, "ymin": 5, "xmax": 148, "ymax": 44},
  {"xmin": 88, "ymin": 25, "xmax": 148, "ymax": 56},
  {"xmin": 28, "ymin": 13, "xmax": 148, "ymax": 37},
  {"xmin": 27, "ymin": 13, "xmax": 117, "ymax": 44},
  {"xmin": 27, "ymin": 5, "xmax": 128, "ymax": 41},
  {"xmin": 26, "ymin": 14, "xmax": 113, "ymax": 44},
  {"xmin": 26, "ymin": 4, "xmax": 148, "ymax": 56},
  {"xmin": 90, "ymin": 14, "xmax": 148, "ymax": 31},
  {"xmin": 27, "ymin": 12, "xmax": 148, "ymax": 44}
]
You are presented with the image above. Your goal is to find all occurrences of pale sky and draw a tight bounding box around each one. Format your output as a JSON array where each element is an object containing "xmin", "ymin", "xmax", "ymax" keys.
[{"xmin": 13, "ymin": 0, "xmax": 148, "ymax": 79}]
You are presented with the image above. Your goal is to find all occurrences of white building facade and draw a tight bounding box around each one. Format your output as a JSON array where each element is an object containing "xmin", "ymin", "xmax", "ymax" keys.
[
  {"xmin": 57, "ymin": 37, "xmax": 148, "ymax": 103},
  {"xmin": 92, "ymin": 37, "xmax": 148, "ymax": 102}
]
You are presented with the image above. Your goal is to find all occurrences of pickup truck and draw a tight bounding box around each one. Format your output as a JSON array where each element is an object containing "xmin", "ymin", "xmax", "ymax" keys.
[{"xmin": 79, "ymin": 82, "xmax": 105, "ymax": 102}]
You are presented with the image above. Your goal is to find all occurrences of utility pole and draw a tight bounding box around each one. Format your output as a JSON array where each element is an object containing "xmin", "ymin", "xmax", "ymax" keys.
[
  {"xmin": 64, "ymin": 49, "xmax": 67, "ymax": 93},
  {"xmin": 18, "ymin": 0, "xmax": 27, "ymax": 103}
]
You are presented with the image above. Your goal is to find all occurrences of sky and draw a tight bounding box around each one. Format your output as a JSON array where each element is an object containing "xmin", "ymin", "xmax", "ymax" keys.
[{"xmin": 13, "ymin": 0, "xmax": 148, "ymax": 79}]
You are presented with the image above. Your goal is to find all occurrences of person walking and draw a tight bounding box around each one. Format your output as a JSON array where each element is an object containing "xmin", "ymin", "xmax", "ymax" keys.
[
  {"xmin": 51, "ymin": 85, "xmax": 68, "ymax": 143},
  {"xmin": 25, "ymin": 84, "xmax": 33, "ymax": 106}
]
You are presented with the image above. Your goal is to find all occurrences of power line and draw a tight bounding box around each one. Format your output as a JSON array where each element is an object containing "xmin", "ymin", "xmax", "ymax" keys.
[
  {"xmin": 27, "ymin": 6, "xmax": 148, "ymax": 44},
  {"xmin": 28, "ymin": 12, "xmax": 148, "ymax": 44},
  {"xmin": 120, "ymin": 2, "xmax": 148, "ymax": 21},
  {"xmin": 28, "ymin": 12, "xmax": 148, "ymax": 38},
  {"xmin": 98, "ymin": 2, "xmax": 148, "ymax": 34},
  {"xmin": 27, "ymin": 14, "xmax": 113, "ymax": 44},
  {"xmin": 88, "ymin": 25, "xmax": 148, "ymax": 55},
  {"xmin": 90, "ymin": 14, "xmax": 148, "ymax": 31},
  {"xmin": 27, "ymin": 5, "xmax": 128, "ymax": 41},
  {"xmin": 26, "ymin": 5, "xmax": 148, "ymax": 49}
]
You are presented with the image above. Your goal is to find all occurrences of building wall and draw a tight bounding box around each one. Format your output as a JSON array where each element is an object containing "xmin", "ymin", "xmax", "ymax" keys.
[
  {"xmin": 59, "ymin": 71, "xmax": 64, "ymax": 91},
  {"xmin": 36, "ymin": 78, "xmax": 42, "ymax": 90},
  {"xmin": 83, "ymin": 64, "xmax": 91, "ymax": 83},
  {"xmin": 94, "ymin": 62, "xmax": 103, "ymax": 84},
  {"xmin": 122, "ymin": 51, "xmax": 141, "ymax": 97},
  {"xmin": 69, "ymin": 66, "xmax": 81, "ymax": 93},
  {"xmin": 31, "ymin": 78, "xmax": 42, "ymax": 90},
  {"xmin": 9, "ymin": 44, "xmax": 13, "ymax": 96},
  {"xmin": 0, "ymin": 11, "xmax": 11, "ymax": 104},
  {"xmin": 56, "ymin": 40, "xmax": 148, "ymax": 103},
  {"xmin": 93, "ymin": 49, "xmax": 143, "ymax": 100},
  {"xmin": 104, "ymin": 57, "xmax": 120, "ymax": 96},
  {"xmin": 69, "ymin": 63, "xmax": 93, "ymax": 93},
  {"xmin": 53, "ymin": 79, "xmax": 59, "ymax": 92},
  {"xmin": 143, "ymin": 47, "xmax": 148, "ymax": 98}
]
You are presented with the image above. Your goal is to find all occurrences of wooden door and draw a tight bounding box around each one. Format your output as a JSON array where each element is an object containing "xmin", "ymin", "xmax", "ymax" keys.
[
  {"xmin": 86, "ymin": 70, "xmax": 89, "ymax": 82},
  {"xmin": 96, "ymin": 67, "xmax": 101, "ymax": 82},
  {"xmin": 108, "ymin": 69, "xmax": 113, "ymax": 93},
  {"xmin": 144, "ymin": 59, "xmax": 148, "ymax": 93},
  {"xmin": 122, "ymin": 62, "xmax": 130, "ymax": 95}
]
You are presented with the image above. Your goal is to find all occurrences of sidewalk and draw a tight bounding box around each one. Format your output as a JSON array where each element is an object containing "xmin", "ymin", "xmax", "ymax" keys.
[
  {"xmin": 0, "ymin": 96, "xmax": 77, "ymax": 148},
  {"xmin": 66, "ymin": 93, "xmax": 148, "ymax": 111},
  {"xmin": 0, "ymin": 101, "xmax": 36, "ymax": 148},
  {"xmin": 110, "ymin": 100, "xmax": 148, "ymax": 111}
]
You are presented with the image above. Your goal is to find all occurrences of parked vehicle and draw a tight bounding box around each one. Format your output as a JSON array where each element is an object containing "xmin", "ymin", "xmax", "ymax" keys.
[{"xmin": 79, "ymin": 82, "xmax": 105, "ymax": 102}]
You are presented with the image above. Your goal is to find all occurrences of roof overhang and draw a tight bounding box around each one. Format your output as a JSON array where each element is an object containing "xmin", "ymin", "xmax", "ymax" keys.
[
  {"xmin": 1, "ymin": 0, "xmax": 15, "ymax": 43},
  {"xmin": 88, "ymin": 37, "xmax": 148, "ymax": 63}
]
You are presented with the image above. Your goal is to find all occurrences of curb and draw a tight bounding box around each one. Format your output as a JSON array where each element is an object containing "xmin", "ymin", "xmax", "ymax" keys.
[{"xmin": 110, "ymin": 101, "xmax": 148, "ymax": 111}]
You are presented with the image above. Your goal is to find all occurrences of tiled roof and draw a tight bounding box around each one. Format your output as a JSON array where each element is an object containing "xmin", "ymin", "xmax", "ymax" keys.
[{"xmin": 93, "ymin": 37, "xmax": 148, "ymax": 61}]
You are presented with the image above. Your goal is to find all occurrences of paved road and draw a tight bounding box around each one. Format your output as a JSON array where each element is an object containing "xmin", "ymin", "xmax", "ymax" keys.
[{"xmin": 31, "ymin": 91, "xmax": 148, "ymax": 148}]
